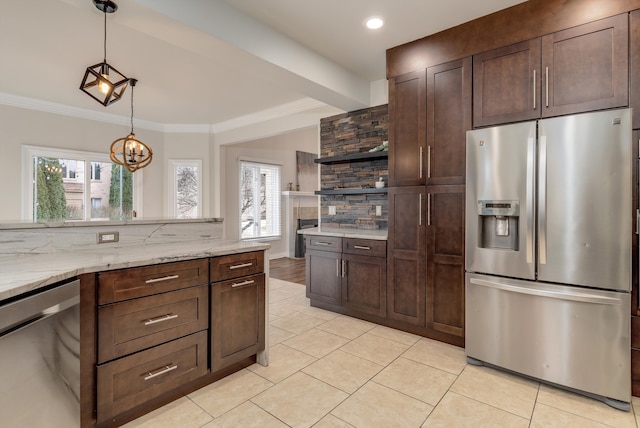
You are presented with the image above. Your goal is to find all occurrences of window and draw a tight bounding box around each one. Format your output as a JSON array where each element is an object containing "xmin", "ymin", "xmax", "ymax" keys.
[
  {"xmin": 239, "ymin": 159, "xmax": 281, "ymax": 239},
  {"xmin": 22, "ymin": 146, "xmax": 141, "ymax": 221},
  {"xmin": 168, "ymin": 159, "xmax": 202, "ymax": 219}
]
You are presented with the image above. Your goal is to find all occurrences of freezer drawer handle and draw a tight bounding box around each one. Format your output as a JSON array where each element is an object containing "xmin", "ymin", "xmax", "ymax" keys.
[
  {"xmin": 143, "ymin": 313, "xmax": 178, "ymax": 326},
  {"xmin": 145, "ymin": 275, "xmax": 179, "ymax": 284},
  {"xmin": 229, "ymin": 262, "xmax": 253, "ymax": 270},
  {"xmin": 231, "ymin": 279, "xmax": 255, "ymax": 288},
  {"xmin": 143, "ymin": 364, "xmax": 178, "ymax": 381},
  {"xmin": 469, "ymin": 278, "xmax": 622, "ymax": 305}
]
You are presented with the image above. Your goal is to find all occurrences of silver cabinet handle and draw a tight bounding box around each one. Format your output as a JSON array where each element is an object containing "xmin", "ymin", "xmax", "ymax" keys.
[
  {"xmin": 532, "ymin": 69, "xmax": 536, "ymax": 110},
  {"xmin": 314, "ymin": 242, "xmax": 331, "ymax": 246},
  {"xmin": 144, "ymin": 364, "xmax": 178, "ymax": 381},
  {"xmin": 144, "ymin": 314, "xmax": 178, "ymax": 326},
  {"xmin": 427, "ymin": 146, "xmax": 431, "ymax": 178},
  {"xmin": 342, "ymin": 259, "xmax": 347, "ymax": 278},
  {"xmin": 336, "ymin": 259, "xmax": 340, "ymax": 277},
  {"xmin": 145, "ymin": 274, "xmax": 179, "ymax": 284},
  {"xmin": 353, "ymin": 245, "xmax": 370, "ymax": 250},
  {"xmin": 427, "ymin": 193, "xmax": 431, "ymax": 226},
  {"xmin": 231, "ymin": 279, "xmax": 255, "ymax": 288},
  {"xmin": 419, "ymin": 146, "xmax": 423, "ymax": 178},
  {"xmin": 418, "ymin": 193, "xmax": 422, "ymax": 226},
  {"xmin": 545, "ymin": 66, "xmax": 549, "ymax": 107},
  {"xmin": 229, "ymin": 262, "xmax": 253, "ymax": 270}
]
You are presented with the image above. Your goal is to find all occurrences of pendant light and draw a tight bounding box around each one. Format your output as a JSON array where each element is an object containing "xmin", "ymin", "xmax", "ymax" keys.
[
  {"xmin": 79, "ymin": 0, "xmax": 129, "ymax": 106},
  {"xmin": 110, "ymin": 79, "xmax": 153, "ymax": 172}
]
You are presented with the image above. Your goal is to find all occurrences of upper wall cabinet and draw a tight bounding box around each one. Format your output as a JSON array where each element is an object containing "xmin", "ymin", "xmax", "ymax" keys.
[
  {"xmin": 388, "ymin": 70, "xmax": 426, "ymax": 186},
  {"xmin": 426, "ymin": 57, "xmax": 472, "ymax": 185},
  {"xmin": 473, "ymin": 14, "xmax": 629, "ymax": 127}
]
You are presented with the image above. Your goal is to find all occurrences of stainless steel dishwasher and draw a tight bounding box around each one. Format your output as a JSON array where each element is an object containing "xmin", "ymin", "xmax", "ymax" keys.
[{"xmin": 0, "ymin": 278, "xmax": 80, "ymax": 427}]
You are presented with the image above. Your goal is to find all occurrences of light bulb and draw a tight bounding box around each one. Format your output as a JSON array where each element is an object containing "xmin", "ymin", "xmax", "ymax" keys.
[{"xmin": 99, "ymin": 74, "xmax": 110, "ymax": 94}]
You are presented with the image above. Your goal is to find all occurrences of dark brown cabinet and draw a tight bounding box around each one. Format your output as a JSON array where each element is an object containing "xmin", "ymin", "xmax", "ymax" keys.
[
  {"xmin": 387, "ymin": 186, "xmax": 426, "ymax": 326},
  {"xmin": 426, "ymin": 185, "xmax": 465, "ymax": 340},
  {"xmin": 631, "ymin": 10, "xmax": 640, "ymax": 129},
  {"xmin": 306, "ymin": 236, "xmax": 387, "ymax": 318},
  {"xmin": 388, "ymin": 70, "xmax": 426, "ymax": 186},
  {"xmin": 306, "ymin": 236, "xmax": 343, "ymax": 306},
  {"xmin": 426, "ymin": 57, "xmax": 472, "ymax": 185},
  {"xmin": 341, "ymin": 238, "xmax": 387, "ymax": 318},
  {"xmin": 211, "ymin": 273, "xmax": 265, "ymax": 372},
  {"xmin": 474, "ymin": 14, "xmax": 629, "ymax": 127}
]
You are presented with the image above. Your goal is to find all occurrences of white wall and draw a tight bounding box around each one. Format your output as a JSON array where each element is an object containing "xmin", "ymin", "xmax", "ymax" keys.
[{"xmin": 222, "ymin": 127, "xmax": 319, "ymax": 258}]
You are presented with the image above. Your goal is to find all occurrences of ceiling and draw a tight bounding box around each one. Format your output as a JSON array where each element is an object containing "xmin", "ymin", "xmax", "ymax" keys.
[{"xmin": 0, "ymin": 0, "xmax": 525, "ymax": 129}]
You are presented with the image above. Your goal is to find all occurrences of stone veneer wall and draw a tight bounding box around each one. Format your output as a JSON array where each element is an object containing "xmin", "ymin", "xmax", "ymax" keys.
[{"xmin": 319, "ymin": 105, "xmax": 388, "ymax": 229}]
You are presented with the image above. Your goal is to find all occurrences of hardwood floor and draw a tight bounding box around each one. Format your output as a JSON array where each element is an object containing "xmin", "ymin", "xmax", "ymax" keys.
[{"xmin": 269, "ymin": 257, "xmax": 306, "ymax": 285}]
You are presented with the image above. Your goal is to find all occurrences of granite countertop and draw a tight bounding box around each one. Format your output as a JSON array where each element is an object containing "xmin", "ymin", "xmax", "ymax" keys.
[
  {"xmin": 298, "ymin": 227, "xmax": 387, "ymax": 241},
  {"xmin": 0, "ymin": 239, "xmax": 269, "ymax": 303}
]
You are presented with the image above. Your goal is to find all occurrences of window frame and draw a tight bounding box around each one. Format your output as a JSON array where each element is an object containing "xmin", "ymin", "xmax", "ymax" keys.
[
  {"xmin": 21, "ymin": 145, "xmax": 143, "ymax": 221},
  {"xmin": 167, "ymin": 159, "xmax": 202, "ymax": 219},
  {"xmin": 238, "ymin": 157, "xmax": 282, "ymax": 241}
]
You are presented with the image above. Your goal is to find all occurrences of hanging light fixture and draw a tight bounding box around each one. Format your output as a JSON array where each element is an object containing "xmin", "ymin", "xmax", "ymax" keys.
[
  {"xmin": 79, "ymin": 0, "xmax": 129, "ymax": 106},
  {"xmin": 110, "ymin": 79, "xmax": 152, "ymax": 172}
]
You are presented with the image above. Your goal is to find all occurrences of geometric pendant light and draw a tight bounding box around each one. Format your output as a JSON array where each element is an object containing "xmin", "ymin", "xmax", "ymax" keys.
[
  {"xmin": 110, "ymin": 79, "xmax": 153, "ymax": 172},
  {"xmin": 79, "ymin": 0, "xmax": 129, "ymax": 106}
]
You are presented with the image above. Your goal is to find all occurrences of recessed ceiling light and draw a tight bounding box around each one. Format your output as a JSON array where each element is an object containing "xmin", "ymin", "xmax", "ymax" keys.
[{"xmin": 365, "ymin": 16, "xmax": 384, "ymax": 30}]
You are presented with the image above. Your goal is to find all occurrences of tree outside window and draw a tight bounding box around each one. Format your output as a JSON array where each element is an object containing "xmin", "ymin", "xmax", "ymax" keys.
[{"xmin": 239, "ymin": 160, "xmax": 281, "ymax": 239}]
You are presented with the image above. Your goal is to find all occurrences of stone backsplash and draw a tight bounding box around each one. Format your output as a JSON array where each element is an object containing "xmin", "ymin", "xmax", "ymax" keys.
[{"xmin": 319, "ymin": 105, "xmax": 388, "ymax": 229}]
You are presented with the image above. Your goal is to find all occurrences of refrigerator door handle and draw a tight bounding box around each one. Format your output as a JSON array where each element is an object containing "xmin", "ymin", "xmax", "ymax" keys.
[
  {"xmin": 469, "ymin": 278, "xmax": 623, "ymax": 305},
  {"xmin": 539, "ymin": 135, "xmax": 547, "ymax": 265},
  {"xmin": 526, "ymin": 137, "xmax": 535, "ymax": 264}
]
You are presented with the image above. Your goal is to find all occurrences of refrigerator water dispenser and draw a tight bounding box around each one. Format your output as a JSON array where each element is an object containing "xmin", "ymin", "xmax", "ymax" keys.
[{"xmin": 477, "ymin": 200, "xmax": 519, "ymax": 250}]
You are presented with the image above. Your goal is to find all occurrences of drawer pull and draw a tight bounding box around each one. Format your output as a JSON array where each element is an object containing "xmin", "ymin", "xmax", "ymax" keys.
[
  {"xmin": 229, "ymin": 262, "xmax": 253, "ymax": 270},
  {"xmin": 231, "ymin": 279, "xmax": 255, "ymax": 288},
  {"xmin": 353, "ymin": 245, "xmax": 371, "ymax": 250},
  {"xmin": 314, "ymin": 241, "xmax": 332, "ymax": 246},
  {"xmin": 143, "ymin": 313, "xmax": 178, "ymax": 326},
  {"xmin": 143, "ymin": 364, "xmax": 177, "ymax": 381},
  {"xmin": 145, "ymin": 274, "xmax": 180, "ymax": 284}
]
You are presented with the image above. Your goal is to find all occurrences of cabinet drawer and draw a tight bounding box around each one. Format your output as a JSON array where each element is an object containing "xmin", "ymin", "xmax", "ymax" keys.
[
  {"xmin": 211, "ymin": 251, "xmax": 264, "ymax": 282},
  {"xmin": 343, "ymin": 238, "xmax": 386, "ymax": 257},
  {"xmin": 96, "ymin": 331, "xmax": 208, "ymax": 424},
  {"xmin": 98, "ymin": 259, "xmax": 209, "ymax": 305},
  {"xmin": 305, "ymin": 235, "xmax": 342, "ymax": 252},
  {"xmin": 98, "ymin": 285, "xmax": 209, "ymax": 363}
]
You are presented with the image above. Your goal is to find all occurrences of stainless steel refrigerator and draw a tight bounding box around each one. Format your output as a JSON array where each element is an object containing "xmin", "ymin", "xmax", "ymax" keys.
[{"xmin": 465, "ymin": 108, "xmax": 632, "ymax": 410}]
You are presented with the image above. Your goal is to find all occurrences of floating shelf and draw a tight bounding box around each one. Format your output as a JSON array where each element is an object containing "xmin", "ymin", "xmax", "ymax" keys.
[
  {"xmin": 314, "ymin": 151, "xmax": 388, "ymax": 164},
  {"xmin": 315, "ymin": 188, "xmax": 388, "ymax": 195}
]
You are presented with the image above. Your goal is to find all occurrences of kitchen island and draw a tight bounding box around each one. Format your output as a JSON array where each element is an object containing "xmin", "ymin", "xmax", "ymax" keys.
[{"xmin": 0, "ymin": 219, "xmax": 270, "ymax": 427}]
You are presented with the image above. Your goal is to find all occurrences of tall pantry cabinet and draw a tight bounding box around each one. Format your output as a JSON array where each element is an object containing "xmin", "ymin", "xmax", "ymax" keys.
[{"xmin": 387, "ymin": 57, "xmax": 469, "ymax": 345}]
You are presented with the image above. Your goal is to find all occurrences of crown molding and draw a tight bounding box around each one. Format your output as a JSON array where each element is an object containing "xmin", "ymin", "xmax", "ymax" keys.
[{"xmin": 0, "ymin": 92, "xmax": 328, "ymax": 135}]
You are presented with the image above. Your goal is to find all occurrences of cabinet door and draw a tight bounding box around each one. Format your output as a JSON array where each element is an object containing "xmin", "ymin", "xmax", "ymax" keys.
[
  {"xmin": 389, "ymin": 70, "xmax": 426, "ymax": 186},
  {"xmin": 631, "ymin": 10, "xmax": 640, "ymax": 129},
  {"xmin": 211, "ymin": 274, "xmax": 265, "ymax": 372},
  {"xmin": 541, "ymin": 13, "xmax": 628, "ymax": 118},
  {"xmin": 387, "ymin": 186, "xmax": 426, "ymax": 325},
  {"xmin": 473, "ymin": 39, "xmax": 541, "ymax": 127},
  {"xmin": 426, "ymin": 185, "xmax": 465, "ymax": 339},
  {"xmin": 342, "ymin": 253, "xmax": 387, "ymax": 318},
  {"xmin": 306, "ymin": 249, "xmax": 342, "ymax": 306},
  {"xmin": 427, "ymin": 57, "xmax": 471, "ymax": 185}
]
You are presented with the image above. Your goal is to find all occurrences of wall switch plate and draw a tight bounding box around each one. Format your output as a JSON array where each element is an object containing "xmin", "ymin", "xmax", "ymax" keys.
[
  {"xmin": 328, "ymin": 206, "xmax": 336, "ymax": 215},
  {"xmin": 97, "ymin": 231, "xmax": 119, "ymax": 244},
  {"xmin": 375, "ymin": 205, "xmax": 382, "ymax": 216}
]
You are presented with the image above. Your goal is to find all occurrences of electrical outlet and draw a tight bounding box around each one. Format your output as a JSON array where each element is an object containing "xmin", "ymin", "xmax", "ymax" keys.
[
  {"xmin": 375, "ymin": 205, "xmax": 382, "ymax": 216},
  {"xmin": 97, "ymin": 231, "xmax": 119, "ymax": 244},
  {"xmin": 328, "ymin": 206, "xmax": 336, "ymax": 215}
]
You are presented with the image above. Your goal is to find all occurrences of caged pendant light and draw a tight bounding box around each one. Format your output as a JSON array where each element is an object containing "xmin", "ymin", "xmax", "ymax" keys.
[
  {"xmin": 110, "ymin": 79, "xmax": 153, "ymax": 172},
  {"xmin": 79, "ymin": 0, "xmax": 129, "ymax": 106}
]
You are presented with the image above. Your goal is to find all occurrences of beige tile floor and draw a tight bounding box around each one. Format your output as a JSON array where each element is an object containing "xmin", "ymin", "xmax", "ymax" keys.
[{"xmin": 124, "ymin": 278, "xmax": 640, "ymax": 428}]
